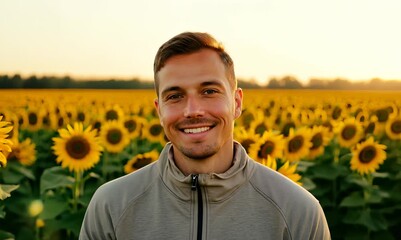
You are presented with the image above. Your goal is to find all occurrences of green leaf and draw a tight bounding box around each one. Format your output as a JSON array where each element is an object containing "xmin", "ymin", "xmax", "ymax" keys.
[
  {"xmin": 9, "ymin": 163, "xmax": 35, "ymax": 180},
  {"xmin": 346, "ymin": 175, "xmax": 370, "ymax": 188},
  {"xmin": 0, "ymin": 230, "xmax": 15, "ymax": 240},
  {"xmin": 0, "ymin": 184, "xmax": 19, "ymax": 200},
  {"xmin": 44, "ymin": 209, "xmax": 86, "ymax": 238},
  {"xmin": 0, "ymin": 205, "xmax": 5, "ymax": 219},
  {"xmin": 1, "ymin": 162, "xmax": 35, "ymax": 183},
  {"xmin": 40, "ymin": 166, "xmax": 74, "ymax": 194},
  {"xmin": 366, "ymin": 188, "xmax": 390, "ymax": 204},
  {"xmin": 311, "ymin": 163, "xmax": 346, "ymax": 180},
  {"xmin": 339, "ymin": 152, "xmax": 352, "ymax": 162},
  {"xmin": 343, "ymin": 209, "xmax": 388, "ymax": 231},
  {"xmin": 40, "ymin": 196, "xmax": 69, "ymax": 219},
  {"xmin": 340, "ymin": 192, "xmax": 365, "ymax": 207},
  {"xmin": 358, "ymin": 210, "xmax": 388, "ymax": 231},
  {"xmin": 371, "ymin": 172, "xmax": 390, "ymax": 178},
  {"xmin": 300, "ymin": 177, "xmax": 316, "ymax": 191}
]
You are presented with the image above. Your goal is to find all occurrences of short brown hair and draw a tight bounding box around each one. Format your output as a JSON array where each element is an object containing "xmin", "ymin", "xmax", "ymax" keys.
[{"xmin": 153, "ymin": 32, "xmax": 236, "ymax": 96}]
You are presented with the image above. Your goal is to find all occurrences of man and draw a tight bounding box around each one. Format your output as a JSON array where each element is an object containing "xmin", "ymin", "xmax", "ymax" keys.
[{"xmin": 79, "ymin": 32, "xmax": 331, "ymax": 239}]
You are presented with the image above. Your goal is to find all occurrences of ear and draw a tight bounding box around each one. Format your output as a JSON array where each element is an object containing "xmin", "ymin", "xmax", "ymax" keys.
[
  {"xmin": 154, "ymin": 98, "xmax": 164, "ymax": 127},
  {"xmin": 234, "ymin": 88, "xmax": 243, "ymax": 119}
]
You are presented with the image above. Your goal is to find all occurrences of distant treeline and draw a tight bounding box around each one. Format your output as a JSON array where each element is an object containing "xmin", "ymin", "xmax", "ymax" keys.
[{"xmin": 1, "ymin": 74, "xmax": 401, "ymax": 90}]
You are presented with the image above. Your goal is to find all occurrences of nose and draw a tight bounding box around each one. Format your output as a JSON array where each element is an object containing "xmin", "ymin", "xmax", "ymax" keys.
[{"xmin": 184, "ymin": 96, "xmax": 205, "ymax": 118}]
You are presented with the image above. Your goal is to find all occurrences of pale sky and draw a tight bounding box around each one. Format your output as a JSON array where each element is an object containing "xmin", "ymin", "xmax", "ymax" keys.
[{"xmin": 1, "ymin": 0, "xmax": 401, "ymax": 85}]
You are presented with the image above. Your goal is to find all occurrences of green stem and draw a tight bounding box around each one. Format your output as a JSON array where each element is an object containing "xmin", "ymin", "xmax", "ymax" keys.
[
  {"xmin": 102, "ymin": 151, "xmax": 109, "ymax": 182},
  {"xmin": 72, "ymin": 171, "xmax": 83, "ymax": 213}
]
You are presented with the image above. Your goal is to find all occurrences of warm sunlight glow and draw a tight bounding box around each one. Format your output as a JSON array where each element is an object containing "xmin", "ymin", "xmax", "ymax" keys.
[{"xmin": 1, "ymin": 0, "xmax": 400, "ymax": 85}]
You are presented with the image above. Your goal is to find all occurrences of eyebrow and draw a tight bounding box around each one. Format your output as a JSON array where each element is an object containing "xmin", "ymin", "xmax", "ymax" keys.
[{"xmin": 160, "ymin": 80, "xmax": 224, "ymax": 98}]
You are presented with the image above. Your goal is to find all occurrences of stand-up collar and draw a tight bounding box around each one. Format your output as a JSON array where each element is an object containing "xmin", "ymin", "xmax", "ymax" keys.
[{"xmin": 158, "ymin": 142, "xmax": 255, "ymax": 202}]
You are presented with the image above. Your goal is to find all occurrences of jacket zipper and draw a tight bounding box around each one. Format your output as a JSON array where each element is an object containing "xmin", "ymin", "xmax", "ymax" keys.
[{"xmin": 191, "ymin": 174, "xmax": 203, "ymax": 240}]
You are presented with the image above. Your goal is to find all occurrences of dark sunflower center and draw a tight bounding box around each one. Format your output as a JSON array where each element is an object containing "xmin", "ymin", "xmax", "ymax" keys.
[
  {"xmin": 7, "ymin": 149, "xmax": 20, "ymax": 162},
  {"xmin": 18, "ymin": 116, "xmax": 24, "ymax": 125},
  {"xmin": 106, "ymin": 110, "xmax": 118, "ymax": 121},
  {"xmin": 258, "ymin": 141, "xmax": 275, "ymax": 158},
  {"xmin": 341, "ymin": 125, "xmax": 356, "ymax": 140},
  {"xmin": 132, "ymin": 157, "xmax": 152, "ymax": 169},
  {"xmin": 391, "ymin": 120, "xmax": 401, "ymax": 134},
  {"xmin": 255, "ymin": 123, "xmax": 268, "ymax": 135},
  {"xmin": 376, "ymin": 109, "xmax": 389, "ymax": 122},
  {"xmin": 358, "ymin": 146, "xmax": 376, "ymax": 164},
  {"xmin": 241, "ymin": 139, "xmax": 255, "ymax": 152},
  {"xmin": 150, "ymin": 124, "xmax": 163, "ymax": 136},
  {"xmin": 264, "ymin": 108, "xmax": 271, "ymax": 117},
  {"xmin": 288, "ymin": 136, "xmax": 304, "ymax": 153},
  {"xmin": 42, "ymin": 116, "xmax": 51, "ymax": 127},
  {"xmin": 242, "ymin": 112, "xmax": 254, "ymax": 129},
  {"xmin": 281, "ymin": 122, "xmax": 296, "ymax": 137},
  {"xmin": 93, "ymin": 121, "xmax": 101, "ymax": 131},
  {"xmin": 322, "ymin": 121, "xmax": 333, "ymax": 132},
  {"xmin": 106, "ymin": 129, "xmax": 122, "ymax": 144},
  {"xmin": 332, "ymin": 106, "xmax": 342, "ymax": 120},
  {"xmin": 28, "ymin": 112, "xmax": 38, "ymax": 125},
  {"xmin": 77, "ymin": 112, "xmax": 85, "ymax": 122},
  {"xmin": 124, "ymin": 120, "xmax": 137, "ymax": 133},
  {"xmin": 311, "ymin": 133, "xmax": 323, "ymax": 150},
  {"xmin": 365, "ymin": 122, "xmax": 375, "ymax": 134},
  {"xmin": 57, "ymin": 116, "xmax": 64, "ymax": 128},
  {"xmin": 65, "ymin": 136, "xmax": 90, "ymax": 159}
]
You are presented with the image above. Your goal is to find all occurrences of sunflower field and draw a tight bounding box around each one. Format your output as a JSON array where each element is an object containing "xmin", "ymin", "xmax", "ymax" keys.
[{"xmin": 0, "ymin": 89, "xmax": 401, "ymax": 240}]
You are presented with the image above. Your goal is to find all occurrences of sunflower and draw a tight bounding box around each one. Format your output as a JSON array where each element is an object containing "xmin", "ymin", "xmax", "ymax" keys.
[
  {"xmin": 123, "ymin": 115, "xmax": 146, "ymax": 140},
  {"xmin": 335, "ymin": 117, "xmax": 364, "ymax": 148},
  {"xmin": 101, "ymin": 104, "xmax": 125, "ymax": 122},
  {"xmin": 233, "ymin": 126, "xmax": 261, "ymax": 153},
  {"xmin": 385, "ymin": 115, "xmax": 401, "ymax": 140},
  {"xmin": 6, "ymin": 138, "xmax": 37, "ymax": 166},
  {"xmin": 52, "ymin": 122, "xmax": 103, "ymax": 173},
  {"xmin": 283, "ymin": 127, "xmax": 312, "ymax": 162},
  {"xmin": 248, "ymin": 110, "xmax": 274, "ymax": 136},
  {"xmin": 141, "ymin": 119, "xmax": 166, "ymax": 145},
  {"xmin": 350, "ymin": 137, "xmax": 387, "ymax": 175},
  {"xmin": 23, "ymin": 108, "xmax": 41, "ymax": 131},
  {"xmin": 237, "ymin": 106, "xmax": 258, "ymax": 130},
  {"xmin": 279, "ymin": 120, "xmax": 298, "ymax": 137},
  {"xmin": 100, "ymin": 120, "xmax": 130, "ymax": 153},
  {"xmin": 330, "ymin": 105, "xmax": 345, "ymax": 121},
  {"xmin": 308, "ymin": 126, "xmax": 332, "ymax": 159},
  {"xmin": 313, "ymin": 107, "xmax": 328, "ymax": 125},
  {"xmin": 260, "ymin": 156, "xmax": 302, "ymax": 185},
  {"xmin": 248, "ymin": 130, "xmax": 285, "ymax": 162},
  {"xmin": 124, "ymin": 150, "xmax": 159, "ymax": 174},
  {"xmin": 0, "ymin": 116, "xmax": 13, "ymax": 167}
]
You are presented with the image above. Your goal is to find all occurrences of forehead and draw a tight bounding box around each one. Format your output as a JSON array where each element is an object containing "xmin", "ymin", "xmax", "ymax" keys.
[{"xmin": 157, "ymin": 49, "xmax": 228, "ymax": 91}]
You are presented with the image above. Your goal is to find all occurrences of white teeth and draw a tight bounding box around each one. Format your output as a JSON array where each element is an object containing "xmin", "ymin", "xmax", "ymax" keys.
[{"xmin": 184, "ymin": 127, "xmax": 210, "ymax": 134}]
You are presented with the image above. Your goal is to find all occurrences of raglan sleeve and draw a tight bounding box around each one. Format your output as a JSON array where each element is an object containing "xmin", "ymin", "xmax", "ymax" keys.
[
  {"xmin": 310, "ymin": 203, "xmax": 331, "ymax": 240},
  {"xmin": 79, "ymin": 185, "xmax": 117, "ymax": 240}
]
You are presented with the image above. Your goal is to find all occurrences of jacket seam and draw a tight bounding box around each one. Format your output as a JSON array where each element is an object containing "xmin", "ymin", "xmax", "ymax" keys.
[
  {"xmin": 114, "ymin": 175, "xmax": 158, "ymax": 234},
  {"xmin": 249, "ymin": 180, "xmax": 293, "ymax": 240}
]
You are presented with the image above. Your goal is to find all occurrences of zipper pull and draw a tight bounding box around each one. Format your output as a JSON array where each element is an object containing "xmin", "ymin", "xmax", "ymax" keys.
[{"xmin": 191, "ymin": 174, "xmax": 199, "ymax": 191}]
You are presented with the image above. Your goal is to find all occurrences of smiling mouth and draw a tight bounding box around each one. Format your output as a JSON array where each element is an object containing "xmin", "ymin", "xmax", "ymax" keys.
[{"xmin": 183, "ymin": 127, "xmax": 211, "ymax": 134}]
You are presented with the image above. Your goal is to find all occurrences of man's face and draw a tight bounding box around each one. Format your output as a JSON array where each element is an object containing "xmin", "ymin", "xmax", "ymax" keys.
[{"xmin": 155, "ymin": 49, "xmax": 242, "ymax": 161}]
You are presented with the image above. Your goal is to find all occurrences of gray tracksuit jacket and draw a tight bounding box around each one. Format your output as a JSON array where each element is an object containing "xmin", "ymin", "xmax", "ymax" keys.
[{"xmin": 79, "ymin": 142, "xmax": 331, "ymax": 240}]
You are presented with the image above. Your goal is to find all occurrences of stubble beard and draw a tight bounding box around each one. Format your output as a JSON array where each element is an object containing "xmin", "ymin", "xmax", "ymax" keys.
[{"xmin": 178, "ymin": 143, "xmax": 218, "ymax": 161}]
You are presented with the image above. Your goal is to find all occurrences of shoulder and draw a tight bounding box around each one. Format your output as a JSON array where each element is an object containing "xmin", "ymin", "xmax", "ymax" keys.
[
  {"xmin": 250, "ymin": 160, "xmax": 320, "ymax": 210},
  {"xmin": 248, "ymin": 160, "xmax": 330, "ymax": 239},
  {"xmin": 88, "ymin": 160, "xmax": 160, "ymax": 216}
]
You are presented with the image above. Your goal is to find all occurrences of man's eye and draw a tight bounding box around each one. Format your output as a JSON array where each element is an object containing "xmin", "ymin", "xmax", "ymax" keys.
[
  {"xmin": 167, "ymin": 94, "xmax": 182, "ymax": 100},
  {"xmin": 204, "ymin": 89, "xmax": 217, "ymax": 95}
]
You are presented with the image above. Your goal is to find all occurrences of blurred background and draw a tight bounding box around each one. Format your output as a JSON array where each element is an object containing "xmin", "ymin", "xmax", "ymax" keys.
[{"xmin": 1, "ymin": 0, "xmax": 401, "ymax": 87}]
